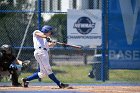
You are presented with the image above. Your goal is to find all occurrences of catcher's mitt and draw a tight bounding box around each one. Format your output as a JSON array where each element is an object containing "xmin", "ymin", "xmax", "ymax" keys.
[{"xmin": 22, "ymin": 60, "xmax": 31, "ymax": 67}]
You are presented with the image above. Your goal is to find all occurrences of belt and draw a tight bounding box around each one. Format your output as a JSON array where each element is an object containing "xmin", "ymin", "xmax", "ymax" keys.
[{"xmin": 38, "ymin": 47, "xmax": 47, "ymax": 50}]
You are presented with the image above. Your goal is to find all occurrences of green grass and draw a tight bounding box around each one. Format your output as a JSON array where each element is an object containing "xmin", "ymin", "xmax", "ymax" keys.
[
  {"xmin": 19, "ymin": 65, "xmax": 97, "ymax": 84},
  {"xmin": 1, "ymin": 65, "xmax": 140, "ymax": 83},
  {"xmin": 109, "ymin": 70, "xmax": 140, "ymax": 83},
  {"xmin": 20, "ymin": 65, "xmax": 140, "ymax": 83}
]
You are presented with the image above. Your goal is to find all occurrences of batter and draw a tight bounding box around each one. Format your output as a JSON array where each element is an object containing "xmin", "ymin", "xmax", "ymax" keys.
[{"xmin": 22, "ymin": 25, "xmax": 69, "ymax": 88}]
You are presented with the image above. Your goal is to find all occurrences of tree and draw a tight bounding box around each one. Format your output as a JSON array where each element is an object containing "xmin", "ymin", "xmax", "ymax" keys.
[
  {"xmin": 0, "ymin": 0, "xmax": 38, "ymax": 47},
  {"xmin": 46, "ymin": 14, "xmax": 67, "ymax": 44},
  {"xmin": 0, "ymin": 0, "xmax": 12, "ymax": 18}
]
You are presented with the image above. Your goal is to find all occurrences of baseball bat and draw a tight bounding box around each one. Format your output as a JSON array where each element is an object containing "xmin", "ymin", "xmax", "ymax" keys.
[{"xmin": 56, "ymin": 42, "xmax": 82, "ymax": 49}]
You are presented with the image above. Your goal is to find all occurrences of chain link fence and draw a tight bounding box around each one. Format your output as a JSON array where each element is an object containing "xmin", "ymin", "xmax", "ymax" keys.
[
  {"xmin": 0, "ymin": 0, "xmax": 101, "ymax": 83},
  {"xmin": 107, "ymin": 0, "xmax": 140, "ymax": 82},
  {"xmin": 0, "ymin": 0, "xmax": 140, "ymax": 83}
]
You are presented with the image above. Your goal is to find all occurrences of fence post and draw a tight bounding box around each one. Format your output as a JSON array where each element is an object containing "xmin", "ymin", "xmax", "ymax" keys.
[
  {"xmin": 37, "ymin": 0, "xmax": 42, "ymax": 82},
  {"xmin": 38, "ymin": 0, "xmax": 41, "ymax": 30},
  {"xmin": 83, "ymin": 53, "xmax": 87, "ymax": 65},
  {"xmin": 49, "ymin": 53, "xmax": 53, "ymax": 65},
  {"xmin": 101, "ymin": 0, "xmax": 109, "ymax": 82},
  {"xmin": 101, "ymin": 0, "xmax": 106, "ymax": 82}
]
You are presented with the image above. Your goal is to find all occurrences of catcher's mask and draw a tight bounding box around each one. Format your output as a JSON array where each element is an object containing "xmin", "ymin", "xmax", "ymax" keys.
[{"xmin": 0, "ymin": 44, "xmax": 12, "ymax": 54}]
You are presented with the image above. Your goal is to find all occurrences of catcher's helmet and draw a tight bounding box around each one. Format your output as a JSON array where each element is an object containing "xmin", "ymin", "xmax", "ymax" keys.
[
  {"xmin": 0, "ymin": 44, "xmax": 12, "ymax": 54},
  {"xmin": 41, "ymin": 25, "xmax": 54, "ymax": 34}
]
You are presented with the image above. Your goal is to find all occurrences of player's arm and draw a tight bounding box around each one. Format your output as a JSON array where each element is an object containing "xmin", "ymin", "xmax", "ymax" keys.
[
  {"xmin": 35, "ymin": 32, "xmax": 56, "ymax": 47},
  {"xmin": 15, "ymin": 59, "xmax": 23, "ymax": 65},
  {"xmin": 34, "ymin": 30, "xmax": 52, "ymax": 38},
  {"xmin": 35, "ymin": 31, "xmax": 48, "ymax": 38},
  {"xmin": 10, "ymin": 55, "xmax": 22, "ymax": 65}
]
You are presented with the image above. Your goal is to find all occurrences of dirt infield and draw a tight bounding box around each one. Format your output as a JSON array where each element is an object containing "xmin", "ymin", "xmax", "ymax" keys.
[{"xmin": 0, "ymin": 85, "xmax": 140, "ymax": 93}]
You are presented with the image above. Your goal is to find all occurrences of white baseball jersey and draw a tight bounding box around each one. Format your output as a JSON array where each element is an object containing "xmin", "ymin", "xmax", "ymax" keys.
[
  {"xmin": 33, "ymin": 30, "xmax": 53, "ymax": 78},
  {"xmin": 33, "ymin": 30, "xmax": 49, "ymax": 49}
]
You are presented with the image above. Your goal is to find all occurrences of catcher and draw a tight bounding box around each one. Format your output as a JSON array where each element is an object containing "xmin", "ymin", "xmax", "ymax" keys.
[{"xmin": 0, "ymin": 44, "xmax": 22, "ymax": 87}]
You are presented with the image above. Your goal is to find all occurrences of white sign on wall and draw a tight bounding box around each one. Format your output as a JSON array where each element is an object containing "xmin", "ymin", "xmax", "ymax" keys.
[{"xmin": 67, "ymin": 9, "xmax": 102, "ymax": 48}]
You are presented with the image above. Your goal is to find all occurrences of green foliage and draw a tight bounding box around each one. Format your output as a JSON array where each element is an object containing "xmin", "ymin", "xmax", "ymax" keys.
[
  {"xmin": 46, "ymin": 14, "xmax": 67, "ymax": 43},
  {"xmin": 0, "ymin": 0, "xmax": 13, "ymax": 18},
  {"xmin": 0, "ymin": 0, "xmax": 38, "ymax": 47}
]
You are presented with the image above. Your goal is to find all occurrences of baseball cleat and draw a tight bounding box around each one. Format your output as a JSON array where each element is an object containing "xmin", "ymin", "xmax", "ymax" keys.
[
  {"xmin": 59, "ymin": 83, "xmax": 69, "ymax": 88},
  {"xmin": 22, "ymin": 78, "xmax": 29, "ymax": 88}
]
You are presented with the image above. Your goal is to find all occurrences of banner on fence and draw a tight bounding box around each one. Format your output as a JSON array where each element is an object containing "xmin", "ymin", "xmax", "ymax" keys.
[
  {"xmin": 67, "ymin": 9, "xmax": 102, "ymax": 48},
  {"xmin": 109, "ymin": 0, "xmax": 140, "ymax": 69}
]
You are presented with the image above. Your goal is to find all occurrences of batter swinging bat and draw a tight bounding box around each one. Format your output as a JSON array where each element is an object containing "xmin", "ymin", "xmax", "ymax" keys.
[
  {"xmin": 56, "ymin": 42, "xmax": 82, "ymax": 49},
  {"xmin": 46, "ymin": 37, "xmax": 82, "ymax": 49}
]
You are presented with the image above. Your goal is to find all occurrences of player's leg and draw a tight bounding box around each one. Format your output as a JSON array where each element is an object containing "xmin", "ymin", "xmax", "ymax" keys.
[
  {"xmin": 22, "ymin": 52, "xmax": 41, "ymax": 87},
  {"xmin": 22, "ymin": 72, "xmax": 40, "ymax": 87},
  {"xmin": 10, "ymin": 70, "xmax": 22, "ymax": 87},
  {"xmin": 22, "ymin": 51, "xmax": 46, "ymax": 87},
  {"xmin": 37, "ymin": 65, "xmax": 42, "ymax": 82},
  {"xmin": 23, "ymin": 72, "xmax": 39, "ymax": 81},
  {"xmin": 40, "ymin": 52, "xmax": 69, "ymax": 88},
  {"xmin": 48, "ymin": 73, "xmax": 69, "ymax": 88},
  {"xmin": 23, "ymin": 68, "xmax": 41, "ymax": 82},
  {"xmin": 8, "ymin": 64, "xmax": 22, "ymax": 87},
  {"xmin": 22, "ymin": 63, "xmax": 43, "ymax": 87}
]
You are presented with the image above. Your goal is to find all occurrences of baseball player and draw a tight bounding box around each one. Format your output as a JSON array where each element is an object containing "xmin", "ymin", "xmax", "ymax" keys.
[
  {"xmin": 0, "ymin": 44, "xmax": 22, "ymax": 87},
  {"xmin": 22, "ymin": 25, "xmax": 69, "ymax": 88}
]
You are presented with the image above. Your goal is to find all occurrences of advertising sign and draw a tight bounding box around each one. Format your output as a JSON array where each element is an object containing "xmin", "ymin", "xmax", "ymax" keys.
[
  {"xmin": 67, "ymin": 9, "xmax": 102, "ymax": 48},
  {"xmin": 109, "ymin": 0, "xmax": 140, "ymax": 69}
]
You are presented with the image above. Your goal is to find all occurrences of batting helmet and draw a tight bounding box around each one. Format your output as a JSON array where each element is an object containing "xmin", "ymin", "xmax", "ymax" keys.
[
  {"xmin": 0, "ymin": 44, "xmax": 12, "ymax": 54},
  {"xmin": 41, "ymin": 25, "xmax": 54, "ymax": 34}
]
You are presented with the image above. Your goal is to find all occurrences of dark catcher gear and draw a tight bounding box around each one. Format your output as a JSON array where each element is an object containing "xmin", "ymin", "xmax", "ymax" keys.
[
  {"xmin": 0, "ymin": 44, "xmax": 12, "ymax": 54},
  {"xmin": 0, "ymin": 44, "xmax": 22, "ymax": 87}
]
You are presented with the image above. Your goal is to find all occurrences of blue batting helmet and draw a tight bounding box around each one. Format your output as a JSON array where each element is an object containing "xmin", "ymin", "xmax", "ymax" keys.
[{"xmin": 41, "ymin": 25, "xmax": 54, "ymax": 33}]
